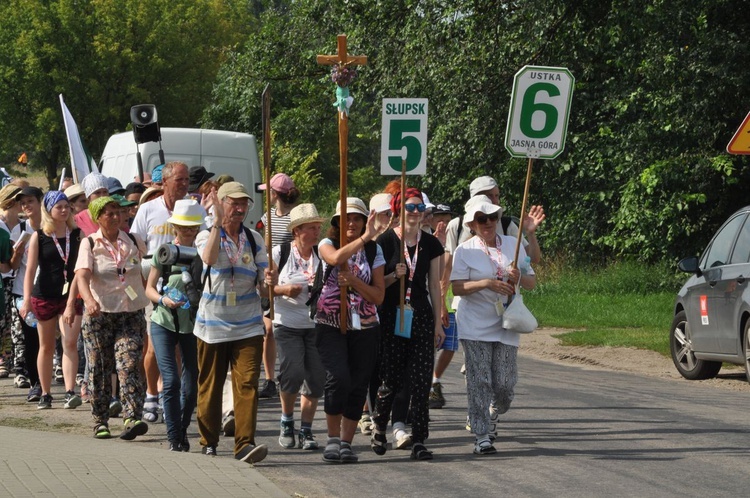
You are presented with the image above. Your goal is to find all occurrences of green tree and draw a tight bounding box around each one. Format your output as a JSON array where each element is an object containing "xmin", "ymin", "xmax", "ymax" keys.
[{"xmin": 0, "ymin": 0, "xmax": 253, "ymax": 187}]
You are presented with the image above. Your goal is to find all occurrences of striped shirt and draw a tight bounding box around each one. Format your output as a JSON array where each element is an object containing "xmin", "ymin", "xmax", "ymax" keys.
[
  {"xmin": 259, "ymin": 208, "xmax": 293, "ymax": 249},
  {"xmin": 193, "ymin": 227, "xmax": 268, "ymax": 344}
]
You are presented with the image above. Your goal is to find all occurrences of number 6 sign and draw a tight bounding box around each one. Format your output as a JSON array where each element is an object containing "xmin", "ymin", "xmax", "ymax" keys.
[
  {"xmin": 381, "ymin": 98, "xmax": 428, "ymax": 175},
  {"xmin": 505, "ymin": 66, "xmax": 574, "ymax": 159}
]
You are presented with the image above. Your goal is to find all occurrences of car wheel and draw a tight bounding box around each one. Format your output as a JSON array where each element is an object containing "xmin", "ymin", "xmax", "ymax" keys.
[
  {"xmin": 744, "ymin": 320, "xmax": 750, "ymax": 385},
  {"xmin": 670, "ymin": 310, "xmax": 722, "ymax": 380}
]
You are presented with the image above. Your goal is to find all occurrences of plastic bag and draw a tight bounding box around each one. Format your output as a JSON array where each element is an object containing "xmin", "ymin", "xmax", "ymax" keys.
[{"xmin": 502, "ymin": 290, "xmax": 537, "ymax": 334}]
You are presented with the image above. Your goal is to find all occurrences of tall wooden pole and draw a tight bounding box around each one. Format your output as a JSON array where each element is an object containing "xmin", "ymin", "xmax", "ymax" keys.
[
  {"xmin": 262, "ymin": 85, "xmax": 274, "ymax": 318},
  {"xmin": 317, "ymin": 34, "xmax": 368, "ymax": 334},
  {"xmin": 512, "ymin": 157, "xmax": 534, "ymax": 269}
]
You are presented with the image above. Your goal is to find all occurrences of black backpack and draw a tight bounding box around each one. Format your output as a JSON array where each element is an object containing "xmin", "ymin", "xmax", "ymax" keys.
[{"xmin": 305, "ymin": 240, "xmax": 377, "ymax": 320}]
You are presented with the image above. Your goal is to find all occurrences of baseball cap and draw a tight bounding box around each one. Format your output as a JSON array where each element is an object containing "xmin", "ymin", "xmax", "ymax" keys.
[
  {"xmin": 15, "ymin": 186, "xmax": 44, "ymax": 200},
  {"xmin": 369, "ymin": 193, "xmax": 393, "ymax": 214},
  {"xmin": 258, "ymin": 173, "xmax": 295, "ymax": 194},
  {"xmin": 469, "ymin": 176, "xmax": 498, "ymax": 197},
  {"xmin": 218, "ymin": 181, "xmax": 253, "ymax": 201}
]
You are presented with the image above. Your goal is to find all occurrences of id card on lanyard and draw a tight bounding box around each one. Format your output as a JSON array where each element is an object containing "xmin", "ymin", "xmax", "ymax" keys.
[
  {"xmin": 221, "ymin": 228, "xmax": 247, "ymax": 306},
  {"xmin": 52, "ymin": 229, "xmax": 70, "ymax": 295},
  {"xmin": 478, "ymin": 235, "xmax": 508, "ymax": 316},
  {"xmin": 101, "ymin": 235, "xmax": 138, "ymax": 300}
]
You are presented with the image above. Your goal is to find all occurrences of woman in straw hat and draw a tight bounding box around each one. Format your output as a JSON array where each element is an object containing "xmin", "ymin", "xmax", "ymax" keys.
[
  {"xmin": 314, "ymin": 197, "xmax": 385, "ymax": 464},
  {"xmin": 144, "ymin": 199, "xmax": 203, "ymax": 452},
  {"xmin": 271, "ymin": 203, "xmax": 327, "ymax": 451}
]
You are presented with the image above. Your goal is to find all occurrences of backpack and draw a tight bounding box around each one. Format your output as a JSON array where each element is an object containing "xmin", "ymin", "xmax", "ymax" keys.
[
  {"xmin": 305, "ymin": 240, "xmax": 377, "ymax": 320},
  {"xmin": 201, "ymin": 225, "xmax": 259, "ymax": 291},
  {"xmin": 455, "ymin": 214, "xmax": 512, "ymax": 242}
]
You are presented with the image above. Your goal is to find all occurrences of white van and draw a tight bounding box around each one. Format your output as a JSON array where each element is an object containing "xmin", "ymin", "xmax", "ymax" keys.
[{"xmin": 99, "ymin": 128, "xmax": 264, "ymax": 227}]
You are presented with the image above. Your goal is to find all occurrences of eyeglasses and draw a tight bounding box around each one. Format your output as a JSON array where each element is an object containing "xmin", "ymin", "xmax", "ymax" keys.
[
  {"xmin": 404, "ymin": 203, "xmax": 426, "ymax": 213},
  {"xmin": 474, "ymin": 212, "xmax": 499, "ymax": 224}
]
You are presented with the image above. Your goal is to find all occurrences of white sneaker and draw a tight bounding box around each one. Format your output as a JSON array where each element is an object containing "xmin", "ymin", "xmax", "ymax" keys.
[{"xmin": 394, "ymin": 429, "xmax": 412, "ymax": 449}]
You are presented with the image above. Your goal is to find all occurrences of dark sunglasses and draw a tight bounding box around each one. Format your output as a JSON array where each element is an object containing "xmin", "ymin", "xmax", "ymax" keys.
[
  {"xmin": 404, "ymin": 203, "xmax": 427, "ymax": 213},
  {"xmin": 475, "ymin": 212, "xmax": 499, "ymax": 224}
]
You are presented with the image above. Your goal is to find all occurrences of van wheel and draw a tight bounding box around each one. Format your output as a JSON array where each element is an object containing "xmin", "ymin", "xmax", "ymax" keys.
[
  {"xmin": 670, "ymin": 310, "xmax": 721, "ymax": 380},
  {"xmin": 744, "ymin": 321, "xmax": 750, "ymax": 385}
]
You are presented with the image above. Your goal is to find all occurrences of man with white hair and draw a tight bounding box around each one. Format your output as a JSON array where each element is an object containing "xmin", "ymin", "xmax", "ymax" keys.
[{"xmin": 430, "ymin": 176, "xmax": 545, "ymax": 410}]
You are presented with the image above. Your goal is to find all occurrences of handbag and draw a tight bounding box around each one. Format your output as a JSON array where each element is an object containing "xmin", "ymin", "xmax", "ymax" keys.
[{"xmin": 502, "ymin": 286, "xmax": 537, "ymax": 334}]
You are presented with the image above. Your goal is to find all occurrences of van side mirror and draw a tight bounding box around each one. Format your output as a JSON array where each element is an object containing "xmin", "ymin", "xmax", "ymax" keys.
[{"xmin": 678, "ymin": 256, "xmax": 701, "ymax": 276}]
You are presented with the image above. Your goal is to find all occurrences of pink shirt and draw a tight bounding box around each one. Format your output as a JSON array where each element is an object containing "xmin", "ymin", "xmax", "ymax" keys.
[
  {"xmin": 75, "ymin": 230, "xmax": 149, "ymax": 313},
  {"xmin": 74, "ymin": 210, "xmax": 99, "ymax": 237}
]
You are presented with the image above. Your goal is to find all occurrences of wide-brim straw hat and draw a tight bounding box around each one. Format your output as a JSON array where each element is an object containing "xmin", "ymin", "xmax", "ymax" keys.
[
  {"xmin": 288, "ymin": 203, "xmax": 326, "ymax": 232},
  {"xmin": 63, "ymin": 184, "xmax": 85, "ymax": 201},
  {"xmin": 139, "ymin": 186, "xmax": 164, "ymax": 206},
  {"xmin": 330, "ymin": 197, "xmax": 369, "ymax": 226}
]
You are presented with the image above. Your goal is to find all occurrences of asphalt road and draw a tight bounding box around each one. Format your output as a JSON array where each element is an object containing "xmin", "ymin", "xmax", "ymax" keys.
[{"xmin": 246, "ymin": 354, "xmax": 750, "ymax": 497}]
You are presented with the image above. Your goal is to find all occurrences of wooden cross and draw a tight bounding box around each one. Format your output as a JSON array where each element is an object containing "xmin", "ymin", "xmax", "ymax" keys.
[{"xmin": 317, "ymin": 34, "xmax": 367, "ymax": 334}]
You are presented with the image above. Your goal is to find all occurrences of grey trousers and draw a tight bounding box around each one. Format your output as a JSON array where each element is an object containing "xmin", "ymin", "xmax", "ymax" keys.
[{"xmin": 461, "ymin": 339, "xmax": 518, "ymax": 436}]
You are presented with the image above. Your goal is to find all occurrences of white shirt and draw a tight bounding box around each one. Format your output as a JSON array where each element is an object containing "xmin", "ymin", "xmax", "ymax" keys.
[
  {"xmin": 271, "ymin": 243, "xmax": 319, "ymax": 329},
  {"xmin": 450, "ymin": 235, "xmax": 534, "ymax": 346}
]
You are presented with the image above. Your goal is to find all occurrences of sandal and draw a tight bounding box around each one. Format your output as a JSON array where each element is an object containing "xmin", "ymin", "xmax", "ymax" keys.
[
  {"xmin": 473, "ymin": 438, "xmax": 497, "ymax": 455},
  {"xmin": 322, "ymin": 439, "xmax": 341, "ymax": 464},
  {"xmin": 410, "ymin": 443, "xmax": 433, "ymax": 461},
  {"xmin": 339, "ymin": 442, "xmax": 358, "ymax": 463},
  {"xmin": 94, "ymin": 423, "xmax": 111, "ymax": 439},
  {"xmin": 370, "ymin": 430, "xmax": 387, "ymax": 456}
]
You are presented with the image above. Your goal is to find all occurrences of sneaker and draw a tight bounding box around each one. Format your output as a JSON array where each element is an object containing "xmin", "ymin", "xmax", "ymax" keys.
[
  {"xmin": 54, "ymin": 365, "xmax": 64, "ymax": 384},
  {"xmin": 279, "ymin": 420, "xmax": 296, "ymax": 448},
  {"xmin": 428, "ymin": 382, "xmax": 446, "ymax": 409},
  {"xmin": 64, "ymin": 391, "xmax": 82, "ymax": 409},
  {"xmin": 75, "ymin": 373, "xmax": 84, "ymax": 387},
  {"xmin": 357, "ymin": 413, "xmax": 373, "ymax": 435},
  {"xmin": 370, "ymin": 430, "xmax": 387, "ymax": 456},
  {"xmin": 297, "ymin": 429, "xmax": 318, "ymax": 450},
  {"xmin": 460, "ymin": 363, "xmax": 466, "ymax": 375},
  {"xmin": 465, "ymin": 416, "xmax": 471, "ymax": 432},
  {"xmin": 80, "ymin": 383, "xmax": 90, "ymax": 403},
  {"xmin": 0, "ymin": 363, "xmax": 9, "ymax": 378},
  {"xmin": 119, "ymin": 418, "xmax": 149, "ymax": 440},
  {"xmin": 394, "ymin": 429, "xmax": 412, "ymax": 450},
  {"xmin": 222, "ymin": 412, "xmax": 235, "ymax": 437},
  {"xmin": 109, "ymin": 398, "xmax": 122, "ymax": 418},
  {"xmin": 14, "ymin": 374, "xmax": 30, "ymax": 389},
  {"xmin": 94, "ymin": 423, "xmax": 111, "ymax": 439},
  {"xmin": 168, "ymin": 441, "xmax": 182, "ymax": 451},
  {"xmin": 473, "ymin": 437, "xmax": 497, "ymax": 455},
  {"xmin": 26, "ymin": 383, "xmax": 42, "ymax": 402},
  {"xmin": 258, "ymin": 379, "xmax": 277, "ymax": 399},
  {"xmin": 37, "ymin": 393, "xmax": 53, "ymax": 410},
  {"xmin": 235, "ymin": 443, "xmax": 268, "ymax": 464},
  {"xmin": 202, "ymin": 445, "xmax": 217, "ymax": 456}
]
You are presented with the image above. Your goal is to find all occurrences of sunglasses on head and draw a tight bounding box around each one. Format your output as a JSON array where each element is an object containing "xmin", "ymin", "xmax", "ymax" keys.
[
  {"xmin": 404, "ymin": 203, "xmax": 427, "ymax": 213},
  {"xmin": 475, "ymin": 212, "xmax": 499, "ymax": 224}
]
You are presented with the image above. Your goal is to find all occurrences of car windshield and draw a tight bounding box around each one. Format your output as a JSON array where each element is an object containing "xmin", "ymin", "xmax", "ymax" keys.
[{"xmin": 701, "ymin": 213, "xmax": 747, "ymax": 269}]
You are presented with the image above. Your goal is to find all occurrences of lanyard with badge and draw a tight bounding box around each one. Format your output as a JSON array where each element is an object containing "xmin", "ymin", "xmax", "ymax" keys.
[
  {"xmin": 478, "ymin": 234, "xmax": 509, "ymax": 316},
  {"xmin": 221, "ymin": 227, "xmax": 247, "ymax": 306},
  {"xmin": 101, "ymin": 236, "xmax": 138, "ymax": 300},
  {"xmin": 395, "ymin": 229, "xmax": 420, "ymax": 338},
  {"xmin": 52, "ymin": 228, "xmax": 71, "ymax": 295}
]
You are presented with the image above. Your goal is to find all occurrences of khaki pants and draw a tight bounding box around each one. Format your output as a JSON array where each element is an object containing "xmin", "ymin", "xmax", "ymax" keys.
[{"xmin": 196, "ymin": 335, "xmax": 264, "ymax": 455}]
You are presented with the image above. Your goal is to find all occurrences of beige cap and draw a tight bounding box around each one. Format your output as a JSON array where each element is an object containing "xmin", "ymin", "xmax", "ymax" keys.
[
  {"xmin": 217, "ymin": 181, "xmax": 252, "ymax": 201},
  {"xmin": 63, "ymin": 184, "xmax": 85, "ymax": 201},
  {"xmin": 369, "ymin": 193, "xmax": 392, "ymax": 213}
]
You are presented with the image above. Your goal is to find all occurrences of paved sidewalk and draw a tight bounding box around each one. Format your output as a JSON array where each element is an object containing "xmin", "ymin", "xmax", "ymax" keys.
[{"xmin": 0, "ymin": 425, "xmax": 287, "ymax": 497}]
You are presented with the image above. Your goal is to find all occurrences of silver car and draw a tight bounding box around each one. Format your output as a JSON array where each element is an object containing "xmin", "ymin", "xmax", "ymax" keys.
[{"xmin": 671, "ymin": 205, "xmax": 750, "ymax": 383}]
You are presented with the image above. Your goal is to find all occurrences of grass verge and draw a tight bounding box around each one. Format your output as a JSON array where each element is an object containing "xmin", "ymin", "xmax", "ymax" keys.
[{"xmin": 524, "ymin": 260, "xmax": 681, "ymax": 357}]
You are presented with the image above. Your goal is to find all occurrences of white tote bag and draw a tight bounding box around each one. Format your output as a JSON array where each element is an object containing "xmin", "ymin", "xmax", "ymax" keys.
[{"xmin": 502, "ymin": 286, "xmax": 538, "ymax": 334}]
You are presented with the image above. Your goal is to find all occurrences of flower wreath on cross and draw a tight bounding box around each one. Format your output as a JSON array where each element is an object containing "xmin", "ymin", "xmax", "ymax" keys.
[{"xmin": 331, "ymin": 63, "xmax": 357, "ymax": 115}]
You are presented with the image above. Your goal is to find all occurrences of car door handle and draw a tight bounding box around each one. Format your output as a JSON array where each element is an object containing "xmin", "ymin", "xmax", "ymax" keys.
[{"xmin": 737, "ymin": 276, "xmax": 746, "ymax": 285}]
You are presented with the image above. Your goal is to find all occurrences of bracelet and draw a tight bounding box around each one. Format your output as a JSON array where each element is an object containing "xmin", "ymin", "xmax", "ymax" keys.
[
  {"xmin": 360, "ymin": 236, "xmax": 368, "ymax": 244},
  {"xmin": 158, "ymin": 296, "xmax": 164, "ymax": 306}
]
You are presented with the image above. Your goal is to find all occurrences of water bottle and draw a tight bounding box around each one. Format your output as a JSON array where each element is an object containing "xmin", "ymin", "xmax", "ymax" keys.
[
  {"xmin": 162, "ymin": 286, "xmax": 190, "ymax": 309},
  {"xmin": 14, "ymin": 297, "xmax": 38, "ymax": 327}
]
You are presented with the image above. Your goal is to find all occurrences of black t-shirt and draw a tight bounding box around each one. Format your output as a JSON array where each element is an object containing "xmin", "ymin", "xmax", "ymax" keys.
[
  {"xmin": 376, "ymin": 228, "xmax": 444, "ymax": 307},
  {"xmin": 32, "ymin": 228, "xmax": 82, "ymax": 298}
]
